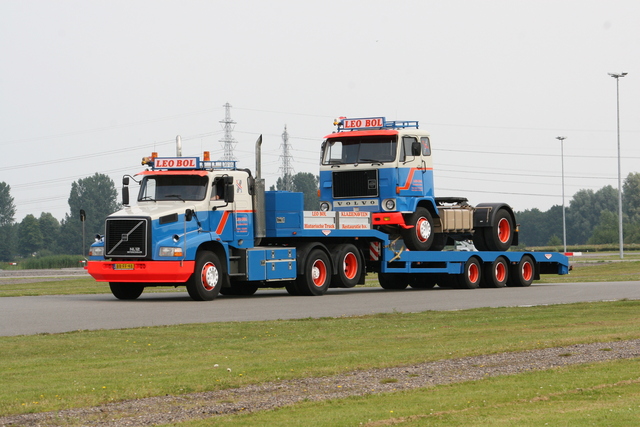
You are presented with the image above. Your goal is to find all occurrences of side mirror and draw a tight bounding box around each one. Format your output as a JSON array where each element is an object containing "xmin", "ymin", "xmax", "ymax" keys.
[
  {"xmin": 122, "ymin": 176, "xmax": 130, "ymax": 206},
  {"xmin": 411, "ymin": 141, "xmax": 421, "ymax": 156},
  {"xmin": 185, "ymin": 209, "xmax": 194, "ymax": 222},
  {"xmin": 225, "ymin": 184, "xmax": 235, "ymax": 203}
]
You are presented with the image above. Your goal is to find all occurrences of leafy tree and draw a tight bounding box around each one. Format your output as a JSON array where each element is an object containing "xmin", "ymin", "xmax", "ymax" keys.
[
  {"xmin": 18, "ymin": 214, "xmax": 43, "ymax": 256},
  {"xmin": 39, "ymin": 212, "xmax": 61, "ymax": 254},
  {"xmin": 0, "ymin": 182, "xmax": 16, "ymax": 261},
  {"xmin": 623, "ymin": 172, "xmax": 640, "ymax": 221},
  {"xmin": 566, "ymin": 186, "xmax": 617, "ymax": 245},
  {"xmin": 547, "ymin": 235, "xmax": 562, "ymax": 246},
  {"xmin": 588, "ymin": 211, "xmax": 619, "ymax": 244},
  {"xmin": 59, "ymin": 173, "xmax": 120, "ymax": 254}
]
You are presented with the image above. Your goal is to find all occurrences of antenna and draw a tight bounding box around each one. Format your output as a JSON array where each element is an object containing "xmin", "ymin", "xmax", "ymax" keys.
[
  {"xmin": 279, "ymin": 125, "xmax": 295, "ymax": 191},
  {"xmin": 219, "ymin": 102, "xmax": 237, "ymax": 162}
]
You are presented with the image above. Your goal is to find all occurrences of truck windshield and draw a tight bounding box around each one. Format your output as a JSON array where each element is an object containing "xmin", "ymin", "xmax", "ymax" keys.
[
  {"xmin": 138, "ymin": 175, "xmax": 208, "ymax": 202},
  {"xmin": 322, "ymin": 135, "xmax": 398, "ymax": 165}
]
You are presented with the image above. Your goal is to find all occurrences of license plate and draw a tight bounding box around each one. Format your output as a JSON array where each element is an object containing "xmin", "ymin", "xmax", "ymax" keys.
[{"xmin": 113, "ymin": 263, "xmax": 135, "ymax": 270}]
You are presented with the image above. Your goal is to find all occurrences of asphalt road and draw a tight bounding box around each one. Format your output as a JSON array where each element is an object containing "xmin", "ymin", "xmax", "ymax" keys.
[{"xmin": 2, "ymin": 281, "xmax": 640, "ymax": 336}]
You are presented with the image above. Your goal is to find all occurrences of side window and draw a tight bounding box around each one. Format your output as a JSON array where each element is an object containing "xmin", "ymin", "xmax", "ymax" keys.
[
  {"xmin": 421, "ymin": 137, "xmax": 431, "ymax": 156},
  {"xmin": 400, "ymin": 136, "xmax": 417, "ymax": 161}
]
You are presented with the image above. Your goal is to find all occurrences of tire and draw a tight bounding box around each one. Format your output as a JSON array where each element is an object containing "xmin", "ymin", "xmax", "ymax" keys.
[
  {"xmin": 296, "ymin": 249, "xmax": 331, "ymax": 296},
  {"xmin": 436, "ymin": 274, "xmax": 455, "ymax": 288},
  {"xmin": 484, "ymin": 208, "xmax": 514, "ymax": 251},
  {"xmin": 430, "ymin": 234, "xmax": 447, "ymax": 252},
  {"xmin": 455, "ymin": 257, "xmax": 482, "ymax": 289},
  {"xmin": 507, "ymin": 254, "xmax": 535, "ymax": 287},
  {"xmin": 401, "ymin": 207, "xmax": 435, "ymax": 251},
  {"xmin": 481, "ymin": 256, "xmax": 509, "ymax": 288},
  {"xmin": 472, "ymin": 230, "xmax": 488, "ymax": 251},
  {"xmin": 284, "ymin": 281, "xmax": 300, "ymax": 296},
  {"xmin": 332, "ymin": 244, "xmax": 362, "ymax": 288},
  {"xmin": 186, "ymin": 252, "xmax": 226, "ymax": 301},
  {"xmin": 109, "ymin": 282, "xmax": 144, "ymax": 300},
  {"xmin": 378, "ymin": 272, "xmax": 409, "ymax": 290},
  {"xmin": 409, "ymin": 274, "xmax": 437, "ymax": 289}
]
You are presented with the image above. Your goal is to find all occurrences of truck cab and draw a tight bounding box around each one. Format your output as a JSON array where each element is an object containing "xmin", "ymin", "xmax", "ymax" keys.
[{"xmin": 319, "ymin": 116, "xmax": 518, "ymax": 252}]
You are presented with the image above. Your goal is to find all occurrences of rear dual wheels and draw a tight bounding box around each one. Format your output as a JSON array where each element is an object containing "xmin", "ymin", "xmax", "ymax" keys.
[
  {"xmin": 332, "ymin": 244, "xmax": 363, "ymax": 288},
  {"xmin": 473, "ymin": 208, "xmax": 515, "ymax": 252},
  {"xmin": 507, "ymin": 255, "xmax": 535, "ymax": 287},
  {"xmin": 295, "ymin": 249, "xmax": 331, "ymax": 296},
  {"xmin": 481, "ymin": 256, "xmax": 509, "ymax": 288}
]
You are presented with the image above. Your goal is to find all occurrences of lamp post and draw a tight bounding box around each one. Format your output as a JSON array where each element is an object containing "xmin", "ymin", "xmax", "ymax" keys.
[
  {"xmin": 556, "ymin": 136, "xmax": 567, "ymax": 253},
  {"xmin": 608, "ymin": 72, "xmax": 627, "ymax": 260}
]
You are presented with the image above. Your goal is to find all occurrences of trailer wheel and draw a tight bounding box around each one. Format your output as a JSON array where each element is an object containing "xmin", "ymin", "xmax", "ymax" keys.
[
  {"xmin": 296, "ymin": 249, "xmax": 331, "ymax": 296},
  {"xmin": 472, "ymin": 230, "xmax": 488, "ymax": 251},
  {"xmin": 401, "ymin": 207, "xmax": 435, "ymax": 251},
  {"xmin": 332, "ymin": 244, "xmax": 362, "ymax": 288},
  {"xmin": 484, "ymin": 208, "xmax": 514, "ymax": 251},
  {"xmin": 481, "ymin": 256, "xmax": 509, "ymax": 288},
  {"xmin": 109, "ymin": 283, "xmax": 144, "ymax": 300},
  {"xmin": 436, "ymin": 274, "xmax": 455, "ymax": 288},
  {"xmin": 409, "ymin": 275, "xmax": 437, "ymax": 289},
  {"xmin": 378, "ymin": 272, "xmax": 409, "ymax": 290},
  {"xmin": 187, "ymin": 251, "xmax": 224, "ymax": 301},
  {"xmin": 455, "ymin": 257, "xmax": 482, "ymax": 289},
  {"xmin": 507, "ymin": 254, "xmax": 535, "ymax": 287}
]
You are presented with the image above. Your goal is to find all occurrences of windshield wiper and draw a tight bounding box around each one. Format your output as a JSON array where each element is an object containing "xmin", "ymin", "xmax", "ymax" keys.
[
  {"xmin": 359, "ymin": 158, "xmax": 384, "ymax": 165},
  {"xmin": 140, "ymin": 196, "xmax": 156, "ymax": 202},
  {"xmin": 166, "ymin": 194, "xmax": 186, "ymax": 202}
]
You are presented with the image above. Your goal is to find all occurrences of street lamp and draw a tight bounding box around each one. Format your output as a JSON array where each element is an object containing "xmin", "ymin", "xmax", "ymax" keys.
[
  {"xmin": 556, "ymin": 136, "xmax": 567, "ymax": 253},
  {"xmin": 608, "ymin": 72, "xmax": 627, "ymax": 259}
]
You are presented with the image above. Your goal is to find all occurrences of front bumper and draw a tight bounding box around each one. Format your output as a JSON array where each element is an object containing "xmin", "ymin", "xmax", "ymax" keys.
[{"xmin": 86, "ymin": 260, "xmax": 196, "ymax": 283}]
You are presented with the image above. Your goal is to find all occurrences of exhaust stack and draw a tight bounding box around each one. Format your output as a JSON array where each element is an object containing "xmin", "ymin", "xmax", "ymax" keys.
[{"xmin": 253, "ymin": 135, "xmax": 266, "ymax": 244}]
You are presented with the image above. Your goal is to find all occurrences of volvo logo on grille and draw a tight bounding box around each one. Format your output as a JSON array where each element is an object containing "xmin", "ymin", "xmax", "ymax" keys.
[{"xmin": 121, "ymin": 234, "xmax": 129, "ymax": 242}]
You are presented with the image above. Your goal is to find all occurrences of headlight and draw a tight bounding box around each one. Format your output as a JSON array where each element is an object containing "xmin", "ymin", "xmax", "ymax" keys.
[
  {"xmin": 159, "ymin": 247, "xmax": 184, "ymax": 257},
  {"xmin": 89, "ymin": 246, "xmax": 104, "ymax": 257},
  {"xmin": 319, "ymin": 202, "xmax": 331, "ymax": 211},
  {"xmin": 383, "ymin": 199, "xmax": 396, "ymax": 211}
]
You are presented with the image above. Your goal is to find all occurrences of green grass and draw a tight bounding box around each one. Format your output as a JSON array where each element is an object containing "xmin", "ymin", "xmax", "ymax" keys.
[
  {"xmin": 0, "ymin": 277, "xmax": 179, "ymax": 297},
  {"xmin": 191, "ymin": 359, "xmax": 640, "ymax": 426},
  {"xmin": 2, "ymin": 301, "xmax": 640, "ymax": 417}
]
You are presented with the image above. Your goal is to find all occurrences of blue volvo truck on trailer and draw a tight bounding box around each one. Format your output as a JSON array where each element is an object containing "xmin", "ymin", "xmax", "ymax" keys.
[{"xmin": 86, "ymin": 119, "xmax": 569, "ymax": 301}]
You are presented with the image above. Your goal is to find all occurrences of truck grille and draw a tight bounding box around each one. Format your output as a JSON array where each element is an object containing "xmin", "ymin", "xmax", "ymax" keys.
[
  {"xmin": 105, "ymin": 217, "xmax": 149, "ymax": 257},
  {"xmin": 332, "ymin": 170, "xmax": 378, "ymax": 198}
]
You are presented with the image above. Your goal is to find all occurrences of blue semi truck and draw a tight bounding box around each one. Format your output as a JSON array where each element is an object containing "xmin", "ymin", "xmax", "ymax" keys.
[{"xmin": 86, "ymin": 118, "xmax": 569, "ymax": 301}]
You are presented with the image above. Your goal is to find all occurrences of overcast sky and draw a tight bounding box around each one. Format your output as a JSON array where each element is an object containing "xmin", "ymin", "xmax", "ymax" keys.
[{"xmin": 1, "ymin": 0, "xmax": 638, "ymax": 222}]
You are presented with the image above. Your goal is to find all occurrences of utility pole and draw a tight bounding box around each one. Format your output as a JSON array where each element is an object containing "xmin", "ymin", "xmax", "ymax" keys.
[
  {"xmin": 279, "ymin": 125, "xmax": 295, "ymax": 191},
  {"xmin": 219, "ymin": 102, "xmax": 237, "ymax": 163}
]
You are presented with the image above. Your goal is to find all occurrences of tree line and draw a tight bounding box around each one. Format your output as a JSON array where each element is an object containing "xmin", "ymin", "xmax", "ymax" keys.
[
  {"xmin": 0, "ymin": 174, "xmax": 119, "ymax": 262},
  {"xmin": 1, "ymin": 171, "xmax": 638, "ymax": 263}
]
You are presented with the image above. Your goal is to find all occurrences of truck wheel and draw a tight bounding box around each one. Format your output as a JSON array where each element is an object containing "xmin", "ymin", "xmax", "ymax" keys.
[
  {"xmin": 481, "ymin": 256, "xmax": 509, "ymax": 288},
  {"xmin": 507, "ymin": 255, "xmax": 535, "ymax": 287},
  {"xmin": 109, "ymin": 283, "xmax": 144, "ymax": 300},
  {"xmin": 296, "ymin": 249, "xmax": 331, "ymax": 296},
  {"xmin": 472, "ymin": 230, "xmax": 488, "ymax": 251},
  {"xmin": 187, "ymin": 252, "xmax": 225, "ymax": 301},
  {"xmin": 220, "ymin": 283, "xmax": 259, "ymax": 296},
  {"xmin": 378, "ymin": 272, "xmax": 409, "ymax": 290},
  {"xmin": 455, "ymin": 257, "xmax": 482, "ymax": 289},
  {"xmin": 285, "ymin": 281, "xmax": 300, "ymax": 296},
  {"xmin": 402, "ymin": 207, "xmax": 435, "ymax": 251},
  {"xmin": 484, "ymin": 209, "xmax": 514, "ymax": 251},
  {"xmin": 409, "ymin": 274, "xmax": 437, "ymax": 289},
  {"xmin": 332, "ymin": 244, "xmax": 362, "ymax": 288}
]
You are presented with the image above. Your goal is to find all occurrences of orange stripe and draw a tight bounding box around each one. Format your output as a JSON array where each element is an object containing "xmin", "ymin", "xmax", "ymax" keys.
[
  {"xmin": 397, "ymin": 168, "xmax": 417, "ymax": 191},
  {"xmin": 216, "ymin": 211, "xmax": 231, "ymax": 235}
]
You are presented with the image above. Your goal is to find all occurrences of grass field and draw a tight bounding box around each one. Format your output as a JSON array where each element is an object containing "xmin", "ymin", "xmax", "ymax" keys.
[{"xmin": 1, "ymin": 254, "xmax": 639, "ymax": 425}]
